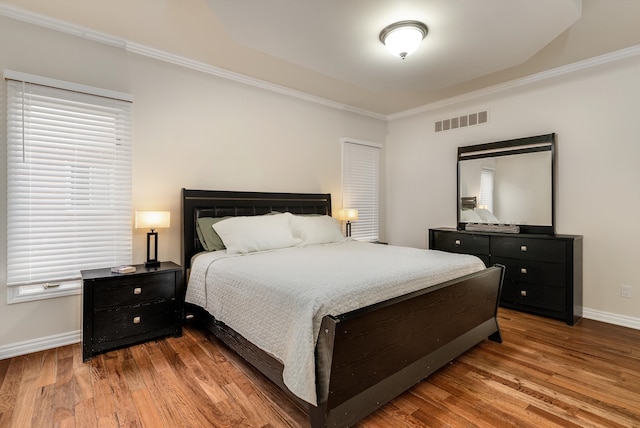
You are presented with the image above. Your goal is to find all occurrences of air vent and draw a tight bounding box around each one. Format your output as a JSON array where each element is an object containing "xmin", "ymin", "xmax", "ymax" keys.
[{"xmin": 435, "ymin": 110, "xmax": 488, "ymax": 132}]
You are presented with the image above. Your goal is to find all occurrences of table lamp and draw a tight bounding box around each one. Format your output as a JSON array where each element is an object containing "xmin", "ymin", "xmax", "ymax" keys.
[
  {"xmin": 135, "ymin": 211, "xmax": 170, "ymax": 268},
  {"xmin": 337, "ymin": 209, "xmax": 358, "ymax": 237}
]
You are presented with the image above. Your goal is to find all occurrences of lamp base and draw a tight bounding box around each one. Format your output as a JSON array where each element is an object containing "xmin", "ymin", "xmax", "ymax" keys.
[{"xmin": 145, "ymin": 231, "xmax": 161, "ymax": 269}]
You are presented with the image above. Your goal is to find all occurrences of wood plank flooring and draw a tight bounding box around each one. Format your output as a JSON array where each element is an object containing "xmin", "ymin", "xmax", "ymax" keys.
[{"xmin": 1, "ymin": 308, "xmax": 639, "ymax": 427}]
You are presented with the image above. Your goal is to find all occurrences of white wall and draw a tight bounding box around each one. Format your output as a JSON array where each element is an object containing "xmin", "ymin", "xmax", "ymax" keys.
[
  {"xmin": 386, "ymin": 55, "xmax": 640, "ymax": 324},
  {"xmin": 2, "ymin": 12, "xmax": 639, "ymax": 355},
  {"xmin": 0, "ymin": 17, "xmax": 386, "ymax": 352}
]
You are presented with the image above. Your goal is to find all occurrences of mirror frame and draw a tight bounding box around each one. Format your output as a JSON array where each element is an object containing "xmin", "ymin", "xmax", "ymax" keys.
[{"xmin": 457, "ymin": 133, "xmax": 556, "ymax": 235}]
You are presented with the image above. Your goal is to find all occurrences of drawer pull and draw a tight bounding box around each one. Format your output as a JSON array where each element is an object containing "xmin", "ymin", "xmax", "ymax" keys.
[
  {"xmin": 520, "ymin": 290, "xmax": 527, "ymax": 297},
  {"xmin": 520, "ymin": 268, "xmax": 528, "ymax": 274},
  {"xmin": 133, "ymin": 316, "xmax": 141, "ymax": 324},
  {"xmin": 455, "ymin": 239, "xmax": 461, "ymax": 246},
  {"xmin": 133, "ymin": 287, "xmax": 142, "ymax": 295},
  {"xmin": 520, "ymin": 245, "xmax": 528, "ymax": 252}
]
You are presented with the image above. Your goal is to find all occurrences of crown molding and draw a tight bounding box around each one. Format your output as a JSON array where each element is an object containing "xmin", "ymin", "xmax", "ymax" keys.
[
  {"xmin": 0, "ymin": 2, "xmax": 126, "ymax": 48},
  {"xmin": 388, "ymin": 44, "xmax": 640, "ymax": 121},
  {"xmin": 2, "ymin": 2, "xmax": 639, "ymax": 123},
  {"xmin": 124, "ymin": 42, "xmax": 386, "ymax": 121},
  {"xmin": 0, "ymin": 2, "xmax": 386, "ymax": 121}
]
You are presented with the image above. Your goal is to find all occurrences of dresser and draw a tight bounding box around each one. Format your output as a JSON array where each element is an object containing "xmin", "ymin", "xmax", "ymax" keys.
[
  {"xmin": 82, "ymin": 262, "xmax": 182, "ymax": 361},
  {"xmin": 429, "ymin": 228, "xmax": 582, "ymax": 325}
]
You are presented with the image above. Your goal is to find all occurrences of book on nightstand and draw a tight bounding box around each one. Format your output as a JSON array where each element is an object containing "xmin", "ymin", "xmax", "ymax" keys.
[{"xmin": 110, "ymin": 265, "xmax": 136, "ymax": 274}]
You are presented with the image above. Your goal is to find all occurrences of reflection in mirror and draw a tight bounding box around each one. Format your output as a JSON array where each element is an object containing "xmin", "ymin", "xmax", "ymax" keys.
[{"xmin": 457, "ymin": 134, "xmax": 555, "ymax": 235}]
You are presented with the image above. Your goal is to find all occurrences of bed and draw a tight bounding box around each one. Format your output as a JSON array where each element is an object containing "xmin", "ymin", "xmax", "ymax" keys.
[{"xmin": 181, "ymin": 189, "xmax": 504, "ymax": 428}]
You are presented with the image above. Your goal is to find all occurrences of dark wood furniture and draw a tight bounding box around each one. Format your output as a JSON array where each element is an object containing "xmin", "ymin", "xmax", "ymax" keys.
[
  {"xmin": 82, "ymin": 261, "xmax": 183, "ymax": 361},
  {"xmin": 457, "ymin": 133, "xmax": 556, "ymax": 235},
  {"xmin": 182, "ymin": 189, "xmax": 504, "ymax": 428},
  {"xmin": 429, "ymin": 228, "xmax": 582, "ymax": 325}
]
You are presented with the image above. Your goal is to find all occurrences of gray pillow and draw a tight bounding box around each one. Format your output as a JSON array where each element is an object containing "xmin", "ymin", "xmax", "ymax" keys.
[{"xmin": 196, "ymin": 217, "xmax": 229, "ymax": 251}]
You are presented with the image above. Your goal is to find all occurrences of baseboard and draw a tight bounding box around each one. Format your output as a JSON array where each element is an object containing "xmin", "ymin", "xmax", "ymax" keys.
[
  {"xmin": 0, "ymin": 308, "xmax": 637, "ymax": 360},
  {"xmin": 583, "ymin": 308, "xmax": 640, "ymax": 330},
  {"xmin": 0, "ymin": 330, "xmax": 81, "ymax": 360}
]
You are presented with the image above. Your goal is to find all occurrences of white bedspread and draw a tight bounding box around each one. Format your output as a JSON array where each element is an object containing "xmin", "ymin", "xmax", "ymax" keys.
[{"xmin": 185, "ymin": 240, "xmax": 485, "ymax": 406}]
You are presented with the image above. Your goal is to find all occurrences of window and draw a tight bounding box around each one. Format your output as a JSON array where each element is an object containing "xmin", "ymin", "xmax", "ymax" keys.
[
  {"xmin": 341, "ymin": 138, "xmax": 381, "ymax": 241},
  {"xmin": 5, "ymin": 71, "xmax": 133, "ymax": 303},
  {"xmin": 479, "ymin": 167, "xmax": 495, "ymax": 212}
]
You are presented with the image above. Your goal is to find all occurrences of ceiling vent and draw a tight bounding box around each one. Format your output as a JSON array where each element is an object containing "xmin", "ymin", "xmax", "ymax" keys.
[{"xmin": 435, "ymin": 110, "xmax": 488, "ymax": 132}]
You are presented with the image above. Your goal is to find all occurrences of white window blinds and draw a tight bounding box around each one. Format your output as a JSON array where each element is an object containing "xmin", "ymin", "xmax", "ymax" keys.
[
  {"xmin": 479, "ymin": 167, "xmax": 495, "ymax": 212},
  {"xmin": 6, "ymin": 74, "xmax": 133, "ymax": 299},
  {"xmin": 341, "ymin": 139, "xmax": 380, "ymax": 241}
]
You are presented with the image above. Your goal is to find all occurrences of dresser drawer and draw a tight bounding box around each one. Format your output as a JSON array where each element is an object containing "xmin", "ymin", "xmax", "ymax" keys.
[
  {"xmin": 501, "ymin": 280, "xmax": 566, "ymax": 313},
  {"xmin": 429, "ymin": 228, "xmax": 582, "ymax": 325},
  {"xmin": 93, "ymin": 272, "xmax": 176, "ymax": 310},
  {"xmin": 431, "ymin": 230, "xmax": 489, "ymax": 255},
  {"xmin": 93, "ymin": 300, "xmax": 176, "ymax": 343},
  {"xmin": 491, "ymin": 237, "xmax": 565, "ymax": 263},
  {"xmin": 492, "ymin": 256, "xmax": 566, "ymax": 288}
]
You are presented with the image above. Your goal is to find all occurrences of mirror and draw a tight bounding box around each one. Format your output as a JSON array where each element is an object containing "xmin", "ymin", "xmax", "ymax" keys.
[{"xmin": 457, "ymin": 133, "xmax": 555, "ymax": 235}]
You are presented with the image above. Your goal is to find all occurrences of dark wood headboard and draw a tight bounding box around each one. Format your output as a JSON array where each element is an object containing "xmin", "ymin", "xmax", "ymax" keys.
[
  {"xmin": 461, "ymin": 196, "xmax": 477, "ymax": 210},
  {"xmin": 181, "ymin": 189, "xmax": 332, "ymax": 270}
]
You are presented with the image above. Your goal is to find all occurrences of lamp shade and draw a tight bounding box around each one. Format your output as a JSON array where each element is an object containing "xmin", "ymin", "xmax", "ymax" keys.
[
  {"xmin": 135, "ymin": 211, "xmax": 171, "ymax": 230},
  {"xmin": 337, "ymin": 209, "xmax": 359, "ymax": 222},
  {"xmin": 379, "ymin": 20, "xmax": 428, "ymax": 59}
]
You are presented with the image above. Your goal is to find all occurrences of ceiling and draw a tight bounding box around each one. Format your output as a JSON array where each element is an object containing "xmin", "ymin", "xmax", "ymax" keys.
[
  {"xmin": 3, "ymin": 0, "xmax": 640, "ymax": 116},
  {"xmin": 208, "ymin": 0, "xmax": 580, "ymax": 93}
]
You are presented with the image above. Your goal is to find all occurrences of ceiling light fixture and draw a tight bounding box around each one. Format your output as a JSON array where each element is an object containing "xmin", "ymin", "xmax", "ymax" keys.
[{"xmin": 379, "ymin": 20, "xmax": 428, "ymax": 60}]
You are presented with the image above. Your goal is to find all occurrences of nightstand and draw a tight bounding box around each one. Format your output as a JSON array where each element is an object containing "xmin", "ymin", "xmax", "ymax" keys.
[{"xmin": 82, "ymin": 261, "xmax": 182, "ymax": 361}]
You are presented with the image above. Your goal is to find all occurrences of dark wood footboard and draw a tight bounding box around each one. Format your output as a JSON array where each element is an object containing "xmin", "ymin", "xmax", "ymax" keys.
[{"xmin": 311, "ymin": 265, "xmax": 504, "ymax": 428}]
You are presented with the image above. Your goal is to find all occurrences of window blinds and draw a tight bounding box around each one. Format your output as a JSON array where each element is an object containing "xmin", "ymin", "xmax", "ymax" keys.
[
  {"xmin": 479, "ymin": 167, "xmax": 495, "ymax": 212},
  {"xmin": 6, "ymin": 77, "xmax": 133, "ymax": 290},
  {"xmin": 341, "ymin": 140, "xmax": 380, "ymax": 241}
]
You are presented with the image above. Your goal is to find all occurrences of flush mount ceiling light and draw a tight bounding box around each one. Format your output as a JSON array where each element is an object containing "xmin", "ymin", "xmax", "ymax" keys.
[{"xmin": 379, "ymin": 20, "xmax": 428, "ymax": 60}]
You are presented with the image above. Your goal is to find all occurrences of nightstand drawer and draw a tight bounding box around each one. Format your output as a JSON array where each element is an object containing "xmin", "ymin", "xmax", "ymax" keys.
[
  {"xmin": 93, "ymin": 272, "xmax": 176, "ymax": 310},
  {"xmin": 93, "ymin": 300, "xmax": 176, "ymax": 343},
  {"xmin": 491, "ymin": 237, "xmax": 565, "ymax": 263},
  {"xmin": 493, "ymin": 256, "xmax": 566, "ymax": 288},
  {"xmin": 431, "ymin": 230, "xmax": 489, "ymax": 255}
]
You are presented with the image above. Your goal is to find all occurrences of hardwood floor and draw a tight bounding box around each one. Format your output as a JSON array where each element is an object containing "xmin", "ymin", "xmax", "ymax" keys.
[{"xmin": 1, "ymin": 308, "xmax": 639, "ymax": 427}]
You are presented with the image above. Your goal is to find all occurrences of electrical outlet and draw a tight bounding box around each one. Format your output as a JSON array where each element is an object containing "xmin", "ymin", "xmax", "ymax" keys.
[{"xmin": 621, "ymin": 285, "xmax": 632, "ymax": 299}]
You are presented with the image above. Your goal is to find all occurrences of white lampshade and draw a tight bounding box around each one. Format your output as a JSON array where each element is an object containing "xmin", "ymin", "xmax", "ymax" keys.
[
  {"xmin": 379, "ymin": 20, "xmax": 428, "ymax": 59},
  {"xmin": 337, "ymin": 209, "xmax": 359, "ymax": 222},
  {"xmin": 135, "ymin": 211, "xmax": 171, "ymax": 230}
]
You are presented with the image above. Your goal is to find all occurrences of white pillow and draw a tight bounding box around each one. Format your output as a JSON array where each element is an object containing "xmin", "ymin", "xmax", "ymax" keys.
[
  {"xmin": 460, "ymin": 209, "xmax": 483, "ymax": 223},
  {"xmin": 213, "ymin": 212, "xmax": 301, "ymax": 255},
  {"xmin": 291, "ymin": 215, "xmax": 344, "ymax": 246},
  {"xmin": 474, "ymin": 208, "xmax": 500, "ymax": 223}
]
